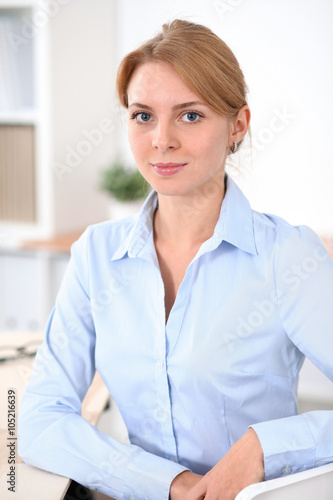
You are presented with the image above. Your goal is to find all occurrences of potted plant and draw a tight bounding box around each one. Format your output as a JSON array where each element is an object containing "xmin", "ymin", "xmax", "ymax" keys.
[{"xmin": 100, "ymin": 161, "xmax": 151, "ymax": 219}]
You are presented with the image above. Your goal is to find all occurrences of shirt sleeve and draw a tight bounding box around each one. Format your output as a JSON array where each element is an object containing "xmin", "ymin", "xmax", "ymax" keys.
[
  {"xmin": 18, "ymin": 227, "xmax": 188, "ymax": 500},
  {"xmin": 250, "ymin": 225, "xmax": 333, "ymax": 480}
]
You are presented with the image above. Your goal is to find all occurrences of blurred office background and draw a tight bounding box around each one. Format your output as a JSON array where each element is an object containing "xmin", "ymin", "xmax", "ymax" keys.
[{"xmin": 0, "ymin": 0, "xmax": 332, "ymax": 420}]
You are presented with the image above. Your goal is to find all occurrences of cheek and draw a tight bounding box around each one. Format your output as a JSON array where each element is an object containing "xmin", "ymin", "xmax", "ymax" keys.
[
  {"xmin": 210, "ymin": 137, "xmax": 229, "ymax": 162},
  {"xmin": 127, "ymin": 125, "xmax": 135, "ymax": 147},
  {"xmin": 128, "ymin": 129, "xmax": 145, "ymax": 158},
  {"xmin": 192, "ymin": 132, "xmax": 227, "ymax": 164}
]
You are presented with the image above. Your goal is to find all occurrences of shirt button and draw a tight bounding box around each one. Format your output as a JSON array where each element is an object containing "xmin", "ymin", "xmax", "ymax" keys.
[
  {"xmin": 282, "ymin": 466, "xmax": 292, "ymax": 474},
  {"xmin": 129, "ymin": 495, "xmax": 137, "ymax": 500},
  {"xmin": 170, "ymin": 457, "xmax": 177, "ymax": 463},
  {"xmin": 156, "ymin": 360, "xmax": 164, "ymax": 369},
  {"xmin": 161, "ymin": 409, "xmax": 169, "ymax": 420}
]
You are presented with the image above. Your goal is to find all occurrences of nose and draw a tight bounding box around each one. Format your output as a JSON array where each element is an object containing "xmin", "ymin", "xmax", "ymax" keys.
[{"xmin": 151, "ymin": 121, "xmax": 180, "ymax": 151}]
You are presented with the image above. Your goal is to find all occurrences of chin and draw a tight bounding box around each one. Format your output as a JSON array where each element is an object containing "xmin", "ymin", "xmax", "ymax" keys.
[{"xmin": 146, "ymin": 176, "xmax": 187, "ymax": 194}]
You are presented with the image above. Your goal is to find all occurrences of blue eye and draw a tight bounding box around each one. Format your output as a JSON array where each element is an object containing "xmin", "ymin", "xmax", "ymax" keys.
[
  {"xmin": 131, "ymin": 112, "xmax": 151, "ymax": 123},
  {"xmin": 182, "ymin": 112, "xmax": 201, "ymax": 123}
]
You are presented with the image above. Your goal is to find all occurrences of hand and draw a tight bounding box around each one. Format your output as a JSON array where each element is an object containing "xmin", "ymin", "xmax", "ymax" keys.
[
  {"xmin": 169, "ymin": 470, "xmax": 203, "ymax": 500},
  {"xmin": 182, "ymin": 429, "xmax": 264, "ymax": 500}
]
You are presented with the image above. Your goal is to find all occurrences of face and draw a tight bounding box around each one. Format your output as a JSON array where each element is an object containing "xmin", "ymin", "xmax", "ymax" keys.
[{"xmin": 127, "ymin": 61, "xmax": 233, "ymax": 198}]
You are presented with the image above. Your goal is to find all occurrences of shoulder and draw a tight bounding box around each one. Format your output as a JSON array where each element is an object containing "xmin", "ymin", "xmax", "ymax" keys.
[
  {"xmin": 71, "ymin": 214, "xmax": 138, "ymax": 260},
  {"xmin": 253, "ymin": 210, "xmax": 322, "ymax": 252},
  {"xmin": 252, "ymin": 210, "xmax": 330, "ymax": 273}
]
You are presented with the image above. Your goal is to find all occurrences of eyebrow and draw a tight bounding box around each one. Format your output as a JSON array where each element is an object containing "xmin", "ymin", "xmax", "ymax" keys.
[{"xmin": 128, "ymin": 101, "xmax": 207, "ymax": 111}]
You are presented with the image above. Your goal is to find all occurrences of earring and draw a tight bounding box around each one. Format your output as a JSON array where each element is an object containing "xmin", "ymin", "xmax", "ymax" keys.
[{"xmin": 231, "ymin": 142, "xmax": 238, "ymax": 154}]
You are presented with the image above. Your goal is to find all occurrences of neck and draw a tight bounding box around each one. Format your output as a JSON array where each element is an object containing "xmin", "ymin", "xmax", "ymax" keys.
[{"xmin": 154, "ymin": 174, "xmax": 226, "ymax": 249}]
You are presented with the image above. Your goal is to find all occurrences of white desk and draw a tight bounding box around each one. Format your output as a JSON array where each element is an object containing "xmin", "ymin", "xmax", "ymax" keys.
[{"xmin": 0, "ymin": 332, "xmax": 110, "ymax": 500}]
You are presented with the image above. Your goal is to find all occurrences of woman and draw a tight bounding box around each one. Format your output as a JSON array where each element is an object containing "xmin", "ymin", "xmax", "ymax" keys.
[{"xmin": 18, "ymin": 19, "xmax": 333, "ymax": 500}]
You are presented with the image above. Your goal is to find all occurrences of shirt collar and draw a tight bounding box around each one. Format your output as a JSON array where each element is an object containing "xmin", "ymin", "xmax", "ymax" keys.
[
  {"xmin": 217, "ymin": 175, "xmax": 258, "ymax": 255},
  {"xmin": 110, "ymin": 174, "xmax": 257, "ymax": 262},
  {"xmin": 110, "ymin": 189, "xmax": 158, "ymax": 261}
]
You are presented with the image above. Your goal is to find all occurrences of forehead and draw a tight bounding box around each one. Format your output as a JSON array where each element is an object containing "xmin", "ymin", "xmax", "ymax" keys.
[{"xmin": 127, "ymin": 61, "xmax": 201, "ymax": 105}]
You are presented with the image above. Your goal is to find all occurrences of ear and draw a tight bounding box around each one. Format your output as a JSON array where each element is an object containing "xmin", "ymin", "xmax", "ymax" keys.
[{"xmin": 229, "ymin": 105, "xmax": 251, "ymax": 145}]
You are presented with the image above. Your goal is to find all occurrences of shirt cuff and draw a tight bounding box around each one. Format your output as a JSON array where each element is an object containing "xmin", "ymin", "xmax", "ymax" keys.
[
  {"xmin": 250, "ymin": 414, "xmax": 316, "ymax": 480},
  {"xmin": 123, "ymin": 449, "xmax": 189, "ymax": 500}
]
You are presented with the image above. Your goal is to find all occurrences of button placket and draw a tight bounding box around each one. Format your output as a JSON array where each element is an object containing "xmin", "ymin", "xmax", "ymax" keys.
[
  {"xmin": 165, "ymin": 263, "xmax": 196, "ymax": 356},
  {"xmin": 152, "ymin": 269, "xmax": 178, "ymax": 460}
]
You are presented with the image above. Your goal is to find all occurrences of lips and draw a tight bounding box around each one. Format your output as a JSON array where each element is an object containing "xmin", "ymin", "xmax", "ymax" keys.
[{"xmin": 152, "ymin": 162, "xmax": 187, "ymax": 176}]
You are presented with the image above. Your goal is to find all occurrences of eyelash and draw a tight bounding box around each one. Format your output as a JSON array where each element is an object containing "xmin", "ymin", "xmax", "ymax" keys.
[{"xmin": 129, "ymin": 110, "xmax": 204, "ymax": 124}]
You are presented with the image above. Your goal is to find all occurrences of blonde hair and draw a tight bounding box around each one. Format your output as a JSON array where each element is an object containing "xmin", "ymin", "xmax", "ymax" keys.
[{"xmin": 116, "ymin": 19, "xmax": 248, "ymax": 123}]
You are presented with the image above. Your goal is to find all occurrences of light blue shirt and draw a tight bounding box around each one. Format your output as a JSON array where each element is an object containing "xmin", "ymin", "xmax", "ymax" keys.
[{"xmin": 18, "ymin": 175, "xmax": 333, "ymax": 500}]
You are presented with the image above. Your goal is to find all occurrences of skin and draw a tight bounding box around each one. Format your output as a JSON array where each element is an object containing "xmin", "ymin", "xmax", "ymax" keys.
[
  {"xmin": 127, "ymin": 61, "xmax": 263, "ymax": 498},
  {"xmin": 170, "ymin": 428, "xmax": 264, "ymax": 500}
]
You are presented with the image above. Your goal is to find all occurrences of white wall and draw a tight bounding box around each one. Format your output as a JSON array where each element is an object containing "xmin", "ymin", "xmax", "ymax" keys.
[
  {"xmin": 51, "ymin": 0, "xmax": 117, "ymax": 234},
  {"xmin": 115, "ymin": 0, "xmax": 333, "ymax": 235}
]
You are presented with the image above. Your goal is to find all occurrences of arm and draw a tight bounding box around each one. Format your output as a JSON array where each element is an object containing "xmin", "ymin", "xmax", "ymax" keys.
[
  {"xmin": 18, "ymin": 228, "xmax": 188, "ymax": 500},
  {"xmin": 251, "ymin": 225, "xmax": 333, "ymax": 479}
]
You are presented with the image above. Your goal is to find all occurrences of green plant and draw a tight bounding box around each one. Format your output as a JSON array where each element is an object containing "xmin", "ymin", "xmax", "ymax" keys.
[{"xmin": 99, "ymin": 162, "xmax": 150, "ymax": 201}]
